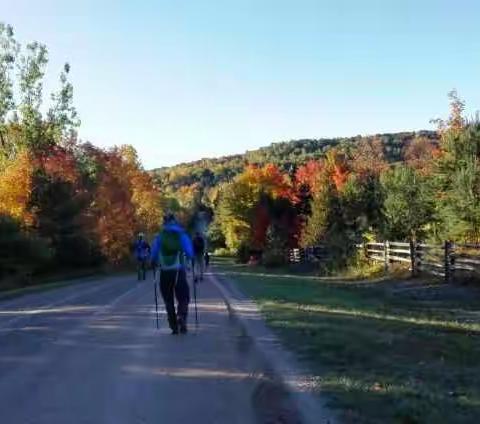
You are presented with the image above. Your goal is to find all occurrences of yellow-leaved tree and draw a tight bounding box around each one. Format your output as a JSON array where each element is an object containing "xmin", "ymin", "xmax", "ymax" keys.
[
  {"xmin": 118, "ymin": 145, "xmax": 165, "ymax": 238},
  {"xmin": 0, "ymin": 150, "xmax": 34, "ymax": 225}
]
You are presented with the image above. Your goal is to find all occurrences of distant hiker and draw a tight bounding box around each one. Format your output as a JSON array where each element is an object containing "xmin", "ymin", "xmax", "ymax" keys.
[
  {"xmin": 204, "ymin": 251, "xmax": 210, "ymax": 269},
  {"xmin": 192, "ymin": 232, "xmax": 206, "ymax": 282},
  {"xmin": 150, "ymin": 214, "xmax": 193, "ymax": 334},
  {"xmin": 134, "ymin": 233, "xmax": 150, "ymax": 281}
]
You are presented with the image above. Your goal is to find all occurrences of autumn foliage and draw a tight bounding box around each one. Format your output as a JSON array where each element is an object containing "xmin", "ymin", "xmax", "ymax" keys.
[
  {"xmin": 0, "ymin": 23, "xmax": 166, "ymax": 277},
  {"xmin": 0, "ymin": 141, "xmax": 164, "ymax": 272},
  {"xmin": 295, "ymin": 160, "xmax": 323, "ymax": 193},
  {"xmin": 403, "ymin": 137, "xmax": 440, "ymax": 174},
  {"xmin": 213, "ymin": 91, "xmax": 480, "ymax": 266},
  {"xmin": 37, "ymin": 145, "xmax": 80, "ymax": 184},
  {"xmin": 0, "ymin": 150, "xmax": 34, "ymax": 225},
  {"xmin": 2, "ymin": 23, "xmax": 479, "ymax": 278}
]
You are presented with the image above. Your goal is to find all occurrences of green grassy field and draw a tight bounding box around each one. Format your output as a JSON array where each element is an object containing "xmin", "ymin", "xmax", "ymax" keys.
[{"xmin": 215, "ymin": 258, "xmax": 480, "ymax": 424}]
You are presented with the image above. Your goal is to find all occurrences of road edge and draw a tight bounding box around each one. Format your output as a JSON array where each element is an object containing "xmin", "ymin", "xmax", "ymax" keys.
[
  {"xmin": 0, "ymin": 269, "xmax": 132, "ymax": 302},
  {"xmin": 209, "ymin": 269, "xmax": 337, "ymax": 424}
]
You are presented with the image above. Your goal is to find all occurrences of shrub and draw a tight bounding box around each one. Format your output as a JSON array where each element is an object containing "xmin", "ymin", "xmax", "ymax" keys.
[
  {"xmin": 0, "ymin": 215, "xmax": 53, "ymax": 288},
  {"xmin": 213, "ymin": 247, "xmax": 235, "ymax": 257}
]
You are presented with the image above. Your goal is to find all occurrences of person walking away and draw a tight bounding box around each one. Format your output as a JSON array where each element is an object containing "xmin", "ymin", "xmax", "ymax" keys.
[
  {"xmin": 151, "ymin": 214, "xmax": 193, "ymax": 334},
  {"xmin": 192, "ymin": 232, "xmax": 206, "ymax": 282},
  {"xmin": 204, "ymin": 251, "xmax": 210, "ymax": 269},
  {"xmin": 134, "ymin": 233, "xmax": 150, "ymax": 281}
]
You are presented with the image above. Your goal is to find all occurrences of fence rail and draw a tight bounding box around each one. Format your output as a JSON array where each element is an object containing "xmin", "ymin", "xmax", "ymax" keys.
[
  {"xmin": 288, "ymin": 245, "xmax": 329, "ymax": 264},
  {"xmin": 289, "ymin": 240, "xmax": 480, "ymax": 283},
  {"xmin": 363, "ymin": 240, "xmax": 480, "ymax": 283}
]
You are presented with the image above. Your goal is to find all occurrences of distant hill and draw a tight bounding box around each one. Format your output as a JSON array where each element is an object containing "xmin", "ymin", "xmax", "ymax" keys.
[{"xmin": 151, "ymin": 130, "xmax": 439, "ymax": 192}]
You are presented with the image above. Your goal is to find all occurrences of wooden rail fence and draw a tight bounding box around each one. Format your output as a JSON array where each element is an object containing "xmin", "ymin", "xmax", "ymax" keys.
[
  {"xmin": 361, "ymin": 240, "xmax": 480, "ymax": 283},
  {"xmin": 289, "ymin": 241, "xmax": 480, "ymax": 283},
  {"xmin": 288, "ymin": 245, "xmax": 328, "ymax": 264}
]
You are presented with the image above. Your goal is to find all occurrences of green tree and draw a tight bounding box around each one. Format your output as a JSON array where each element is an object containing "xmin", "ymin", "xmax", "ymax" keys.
[
  {"xmin": 216, "ymin": 178, "xmax": 257, "ymax": 252},
  {"xmin": 381, "ymin": 165, "xmax": 434, "ymax": 240},
  {"xmin": 301, "ymin": 168, "xmax": 338, "ymax": 247},
  {"xmin": 0, "ymin": 23, "xmax": 79, "ymax": 154},
  {"xmin": 47, "ymin": 62, "xmax": 80, "ymax": 142},
  {"xmin": 0, "ymin": 23, "xmax": 20, "ymax": 162},
  {"xmin": 207, "ymin": 216, "xmax": 226, "ymax": 250},
  {"xmin": 435, "ymin": 121, "xmax": 480, "ymax": 242},
  {"xmin": 31, "ymin": 172, "xmax": 96, "ymax": 268},
  {"xmin": 0, "ymin": 24, "xmax": 18, "ymax": 127},
  {"xmin": 18, "ymin": 41, "xmax": 49, "ymax": 149}
]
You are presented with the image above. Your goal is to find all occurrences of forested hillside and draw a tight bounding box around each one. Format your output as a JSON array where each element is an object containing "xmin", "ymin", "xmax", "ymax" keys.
[
  {"xmin": 152, "ymin": 130, "xmax": 443, "ymax": 260},
  {"xmin": 152, "ymin": 130, "xmax": 439, "ymax": 192},
  {"xmin": 153, "ymin": 90, "xmax": 478, "ymax": 271}
]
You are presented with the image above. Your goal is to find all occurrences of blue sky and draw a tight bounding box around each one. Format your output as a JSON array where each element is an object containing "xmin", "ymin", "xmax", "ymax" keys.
[{"xmin": 3, "ymin": 0, "xmax": 480, "ymax": 168}]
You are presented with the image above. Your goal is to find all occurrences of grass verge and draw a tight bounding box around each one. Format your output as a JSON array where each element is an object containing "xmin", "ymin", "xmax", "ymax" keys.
[{"xmin": 215, "ymin": 257, "xmax": 480, "ymax": 424}]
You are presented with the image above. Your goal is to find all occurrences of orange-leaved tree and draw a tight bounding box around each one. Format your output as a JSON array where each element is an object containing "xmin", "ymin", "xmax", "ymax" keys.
[
  {"xmin": 295, "ymin": 160, "xmax": 323, "ymax": 194},
  {"xmin": 87, "ymin": 145, "xmax": 164, "ymax": 263},
  {"xmin": 117, "ymin": 145, "xmax": 164, "ymax": 237},
  {"xmin": 216, "ymin": 163, "xmax": 296, "ymax": 258},
  {"xmin": 89, "ymin": 148, "xmax": 137, "ymax": 263},
  {"xmin": 349, "ymin": 138, "xmax": 388, "ymax": 180},
  {"xmin": 0, "ymin": 150, "xmax": 34, "ymax": 225},
  {"xmin": 403, "ymin": 136, "xmax": 440, "ymax": 175}
]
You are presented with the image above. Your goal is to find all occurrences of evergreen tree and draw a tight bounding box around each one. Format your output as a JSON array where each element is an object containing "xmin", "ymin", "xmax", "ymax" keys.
[
  {"xmin": 435, "ymin": 120, "xmax": 480, "ymax": 242},
  {"xmin": 262, "ymin": 224, "xmax": 289, "ymax": 267},
  {"xmin": 381, "ymin": 165, "xmax": 434, "ymax": 241}
]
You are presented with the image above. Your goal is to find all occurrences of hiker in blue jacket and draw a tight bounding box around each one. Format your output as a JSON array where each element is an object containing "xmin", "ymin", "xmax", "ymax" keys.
[
  {"xmin": 134, "ymin": 233, "xmax": 150, "ymax": 281},
  {"xmin": 150, "ymin": 213, "xmax": 193, "ymax": 334}
]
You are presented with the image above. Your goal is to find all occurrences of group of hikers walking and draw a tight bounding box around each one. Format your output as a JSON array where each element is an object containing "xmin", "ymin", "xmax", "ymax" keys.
[{"xmin": 133, "ymin": 213, "xmax": 209, "ymax": 335}]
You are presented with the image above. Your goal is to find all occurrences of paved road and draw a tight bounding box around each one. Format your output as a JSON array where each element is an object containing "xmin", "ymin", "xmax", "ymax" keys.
[{"xmin": 0, "ymin": 272, "xmax": 265, "ymax": 424}]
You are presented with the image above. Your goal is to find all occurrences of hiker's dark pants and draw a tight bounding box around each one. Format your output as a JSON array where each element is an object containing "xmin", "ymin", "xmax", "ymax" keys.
[
  {"xmin": 160, "ymin": 269, "xmax": 190, "ymax": 330},
  {"xmin": 137, "ymin": 259, "xmax": 147, "ymax": 280},
  {"xmin": 193, "ymin": 254, "xmax": 205, "ymax": 279}
]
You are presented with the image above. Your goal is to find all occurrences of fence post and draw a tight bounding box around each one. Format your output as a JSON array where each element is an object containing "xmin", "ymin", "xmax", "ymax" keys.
[
  {"xmin": 409, "ymin": 239, "xmax": 417, "ymax": 277},
  {"xmin": 444, "ymin": 240, "xmax": 453, "ymax": 284},
  {"xmin": 384, "ymin": 240, "xmax": 390, "ymax": 273}
]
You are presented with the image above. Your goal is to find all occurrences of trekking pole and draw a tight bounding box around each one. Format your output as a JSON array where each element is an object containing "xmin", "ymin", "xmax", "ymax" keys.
[
  {"xmin": 153, "ymin": 267, "xmax": 159, "ymax": 329},
  {"xmin": 191, "ymin": 257, "xmax": 196, "ymax": 283},
  {"xmin": 192, "ymin": 266, "xmax": 199, "ymax": 329}
]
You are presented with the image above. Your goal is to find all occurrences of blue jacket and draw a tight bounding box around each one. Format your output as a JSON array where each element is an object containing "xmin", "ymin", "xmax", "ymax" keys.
[
  {"xmin": 134, "ymin": 239, "xmax": 150, "ymax": 260},
  {"xmin": 150, "ymin": 223, "xmax": 193, "ymax": 269}
]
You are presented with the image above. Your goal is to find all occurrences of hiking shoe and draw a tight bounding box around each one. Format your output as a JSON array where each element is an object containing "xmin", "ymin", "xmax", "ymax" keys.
[
  {"xmin": 171, "ymin": 328, "xmax": 179, "ymax": 335},
  {"xmin": 177, "ymin": 317, "xmax": 187, "ymax": 334}
]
